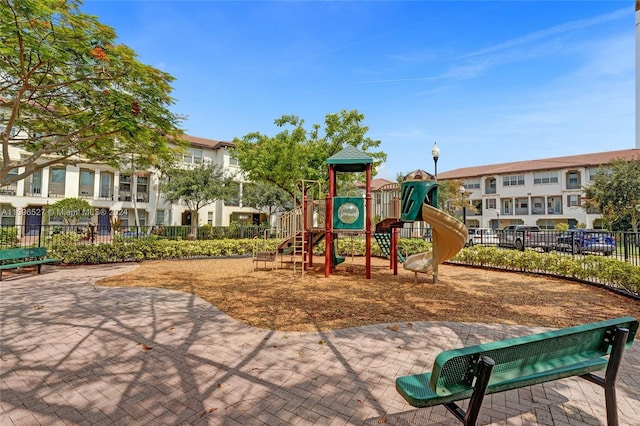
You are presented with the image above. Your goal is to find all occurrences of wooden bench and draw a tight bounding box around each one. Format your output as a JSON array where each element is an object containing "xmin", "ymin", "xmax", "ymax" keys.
[
  {"xmin": 395, "ymin": 316, "xmax": 638, "ymax": 426},
  {"xmin": 253, "ymin": 251, "xmax": 277, "ymax": 270},
  {"xmin": 0, "ymin": 247, "xmax": 60, "ymax": 281}
]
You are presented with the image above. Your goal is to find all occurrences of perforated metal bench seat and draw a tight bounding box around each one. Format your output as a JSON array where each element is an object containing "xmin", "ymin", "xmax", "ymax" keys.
[
  {"xmin": 396, "ymin": 316, "xmax": 639, "ymax": 425},
  {"xmin": 0, "ymin": 247, "xmax": 59, "ymax": 280}
]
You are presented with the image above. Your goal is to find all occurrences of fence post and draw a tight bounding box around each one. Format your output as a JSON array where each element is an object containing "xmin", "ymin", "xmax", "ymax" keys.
[{"xmin": 623, "ymin": 233, "xmax": 628, "ymax": 262}]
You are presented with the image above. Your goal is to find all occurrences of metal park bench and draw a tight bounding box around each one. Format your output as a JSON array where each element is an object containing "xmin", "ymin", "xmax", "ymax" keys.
[
  {"xmin": 395, "ymin": 316, "xmax": 638, "ymax": 426},
  {"xmin": 253, "ymin": 251, "xmax": 277, "ymax": 270},
  {"xmin": 0, "ymin": 247, "xmax": 59, "ymax": 281}
]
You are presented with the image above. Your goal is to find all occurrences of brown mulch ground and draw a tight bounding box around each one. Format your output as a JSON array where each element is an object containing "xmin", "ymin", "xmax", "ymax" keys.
[{"xmin": 97, "ymin": 256, "xmax": 640, "ymax": 332}]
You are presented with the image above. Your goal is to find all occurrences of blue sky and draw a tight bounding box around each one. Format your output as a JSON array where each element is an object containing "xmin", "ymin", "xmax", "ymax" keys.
[{"xmin": 82, "ymin": 1, "xmax": 635, "ymax": 180}]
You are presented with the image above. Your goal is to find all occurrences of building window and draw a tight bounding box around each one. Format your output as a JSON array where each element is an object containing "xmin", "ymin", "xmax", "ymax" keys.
[
  {"xmin": 183, "ymin": 148, "xmax": 203, "ymax": 164},
  {"xmin": 79, "ymin": 169, "xmax": 94, "ymax": 197},
  {"xmin": 228, "ymin": 156, "xmax": 238, "ymax": 167},
  {"xmin": 0, "ymin": 204, "xmax": 16, "ymax": 226},
  {"xmin": 136, "ymin": 210, "xmax": 147, "ymax": 227},
  {"xmin": 567, "ymin": 194, "xmax": 580, "ymax": 207},
  {"xmin": 485, "ymin": 178, "xmax": 496, "ymax": 194},
  {"xmin": 207, "ymin": 211, "xmax": 214, "ymax": 225},
  {"xmin": 136, "ymin": 175, "xmax": 149, "ymax": 202},
  {"xmin": 588, "ymin": 167, "xmax": 612, "ymax": 181},
  {"xmin": 515, "ymin": 198, "xmax": 528, "ymax": 215},
  {"xmin": 49, "ymin": 167, "xmax": 66, "ymax": 197},
  {"xmin": 538, "ymin": 219, "xmax": 556, "ymax": 230},
  {"xmin": 532, "ymin": 197, "xmax": 545, "ymax": 215},
  {"xmin": 119, "ymin": 175, "xmax": 131, "ymax": 201},
  {"xmin": 502, "ymin": 199, "xmax": 512, "ymax": 214},
  {"xmin": 485, "ymin": 198, "xmax": 496, "ymax": 209},
  {"xmin": 533, "ymin": 171, "xmax": 558, "ymax": 185},
  {"xmin": 100, "ymin": 172, "xmax": 113, "ymax": 199},
  {"xmin": 503, "ymin": 174, "xmax": 525, "ymax": 187},
  {"xmin": 463, "ymin": 179, "xmax": 480, "ymax": 190},
  {"xmin": 156, "ymin": 210, "xmax": 165, "ymax": 225},
  {"xmin": 25, "ymin": 170, "xmax": 43, "ymax": 196},
  {"xmin": 120, "ymin": 211, "xmax": 129, "ymax": 228},
  {"xmin": 566, "ymin": 171, "xmax": 581, "ymax": 190},
  {"xmin": 1, "ymin": 169, "xmax": 18, "ymax": 195},
  {"xmin": 547, "ymin": 197, "xmax": 562, "ymax": 214}
]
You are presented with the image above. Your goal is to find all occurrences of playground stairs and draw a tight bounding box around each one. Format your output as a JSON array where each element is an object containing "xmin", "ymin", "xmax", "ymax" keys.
[
  {"xmin": 373, "ymin": 232, "xmax": 405, "ymax": 263},
  {"xmin": 277, "ymin": 230, "xmax": 325, "ymax": 273}
]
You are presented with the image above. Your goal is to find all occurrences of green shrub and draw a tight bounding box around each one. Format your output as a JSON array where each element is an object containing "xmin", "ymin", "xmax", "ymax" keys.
[
  {"xmin": 47, "ymin": 237, "xmax": 639, "ymax": 297},
  {"xmin": 0, "ymin": 227, "xmax": 19, "ymax": 247},
  {"xmin": 453, "ymin": 246, "xmax": 639, "ymax": 296}
]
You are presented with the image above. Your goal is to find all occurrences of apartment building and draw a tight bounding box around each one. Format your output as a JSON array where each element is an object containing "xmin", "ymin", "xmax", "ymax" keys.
[
  {"xmin": 438, "ymin": 149, "xmax": 640, "ymax": 229},
  {"xmin": 0, "ymin": 132, "xmax": 263, "ymax": 233}
]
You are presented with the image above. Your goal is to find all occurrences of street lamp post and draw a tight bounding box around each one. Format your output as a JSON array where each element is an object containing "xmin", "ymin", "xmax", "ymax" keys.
[
  {"xmin": 460, "ymin": 185, "xmax": 467, "ymax": 225},
  {"xmin": 431, "ymin": 142, "xmax": 440, "ymax": 180}
]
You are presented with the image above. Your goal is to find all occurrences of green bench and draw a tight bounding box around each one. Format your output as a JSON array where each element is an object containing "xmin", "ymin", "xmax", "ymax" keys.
[
  {"xmin": 396, "ymin": 316, "xmax": 638, "ymax": 426},
  {"xmin": 0, "ymin": 247, "xmax": 59, "ymax": 280}
]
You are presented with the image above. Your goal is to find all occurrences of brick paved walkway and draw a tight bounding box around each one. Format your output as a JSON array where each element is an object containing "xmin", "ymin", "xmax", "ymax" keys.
[{"xmin": 1, "ymin": 264, "xmax": 638, "ymax": 425}]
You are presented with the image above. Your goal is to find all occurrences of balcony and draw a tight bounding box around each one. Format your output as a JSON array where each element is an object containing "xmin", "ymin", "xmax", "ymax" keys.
[
  {"xmin": 23, "ymin": 187, "xmax": 42, "ymax": 197},
  {"xmin": 0, "ymin": 184, "xmax": 17, "ymax": 195}
]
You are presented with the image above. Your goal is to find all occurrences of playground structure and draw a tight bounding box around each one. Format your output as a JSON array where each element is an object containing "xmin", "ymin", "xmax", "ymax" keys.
[{"xmin": 254, "ymin": 146, "xmax": 467, "ymax": 282}]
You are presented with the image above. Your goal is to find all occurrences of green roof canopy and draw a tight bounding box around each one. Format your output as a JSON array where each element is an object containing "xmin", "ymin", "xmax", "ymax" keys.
[{"xmin": 326, "ymin": 145, "xmax": 373, "ymax": 173}]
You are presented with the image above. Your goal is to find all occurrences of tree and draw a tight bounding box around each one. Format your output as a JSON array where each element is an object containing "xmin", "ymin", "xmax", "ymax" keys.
[
  {"xmin": 161, "ymin": 163, "xmax": 235, "ymax": 233},
  {"xmin": 1, "ymin": 0, "xmax": 184, "ymax": 186},
  {"xmin": 232, "ymin": 110, "xmax": 386, "ymax": 198},
  {"xmin": 583, "ymin": 156, "xmax": 640, "ymax": 231},
  {"xmin": 46, "ymin": 197, "xmax": 93, "ymax": 225},
  {"xmin": 241, "ymin": 182, "xmax": 294, "ymax": 226},
  {"xmin": 435, "ymin": 179, "xmax": 477, "ymax": 220}
]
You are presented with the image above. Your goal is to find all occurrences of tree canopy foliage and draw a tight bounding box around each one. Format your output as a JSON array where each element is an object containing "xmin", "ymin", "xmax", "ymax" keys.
[
  {"xmin": 232, "ymin": 110, "xmax": 386, "ymax": 198},
  {"xmin": 241, "ymin": 181, "xmax": 293, "ymax": 225},
  {"xmin": 0, "ymin": 0, "xmax": 184, "ymax": 186},
  {"xmin": 47, "ymin": 197, "xmax": 92, "ymax": 225},
  {"xmin": 161, "ymin": 163, "xmax": 235, "ymax": 225},
  {"xmin": 584, "ymin": 156, "xmax": 640, "ymax": 231}
]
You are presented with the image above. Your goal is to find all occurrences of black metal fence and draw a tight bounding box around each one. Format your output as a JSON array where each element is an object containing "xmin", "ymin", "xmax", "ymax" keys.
[
  {"xmin": 0, "ymin": 223, "xmax": 275, "ymax": 249},
  {"xmin": 2, "ymin": 224, "xmax": 638, "ymax": 267}
]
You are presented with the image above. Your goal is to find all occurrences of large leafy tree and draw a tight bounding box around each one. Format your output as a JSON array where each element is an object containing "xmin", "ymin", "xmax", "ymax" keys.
[
  {"xmin": 232, "ymin": 110, "xmax": 386, "ymax": 198},
  {"xmin": 583, "ymin": 156, "xmax": 640, "ymax": 232},
  {"xmin": 161, "ymin": 163, "xmax": 235, "ymax": 229},
  {"xmin": 430, "ymin": 179, "xmax": 476, "ymax": 220},
  {"xmin": 241, "ymin": 181, "xmax": 294, "ymax": 226},
  {"xmin": 0, "ymin": 0, "xmax": 184, "ymax": 186},
  {"xmin": 47, "ymin": 197, "xmax": 92, "ymax": 225}
]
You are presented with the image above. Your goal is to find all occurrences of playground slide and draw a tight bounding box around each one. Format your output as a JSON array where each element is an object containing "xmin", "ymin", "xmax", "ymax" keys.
[{"xmin": 403, "ymin": 204, "xmax": 468, "ymax": 276}]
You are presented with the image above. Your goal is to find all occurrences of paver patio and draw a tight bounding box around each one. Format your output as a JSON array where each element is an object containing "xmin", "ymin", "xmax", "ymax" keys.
[{"xmin": 1, "ymin": 264, "xmax": 638, "ymax": 425}]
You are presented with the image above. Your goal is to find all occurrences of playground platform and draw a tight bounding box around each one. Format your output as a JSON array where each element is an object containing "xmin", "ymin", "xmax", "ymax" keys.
[{"xmin": 1, "ymin": 264, "xmax": 639, "ymax": 425}]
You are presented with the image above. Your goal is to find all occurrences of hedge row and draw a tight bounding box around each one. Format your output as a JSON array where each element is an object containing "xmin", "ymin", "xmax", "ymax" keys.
[
  {"xmin": 48, "ymin": 237, "xmax": 638, "ymax": 297},
  {"xmin": 451, "ymin": 246, "xmax": 640, "ymax": 297}
]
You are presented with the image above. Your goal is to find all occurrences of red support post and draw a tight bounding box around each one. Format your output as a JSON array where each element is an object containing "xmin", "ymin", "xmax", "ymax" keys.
[
  {"xmin": 303, "ymin": 194, "xmax": 308, "ymax": 271},
  {"xmin": 325, "ymin": 166, "xmax": 336, "ymax": 278},
  {"xmin": 365, "ymin": 164, "xmax": 372, "ymax": 279}
]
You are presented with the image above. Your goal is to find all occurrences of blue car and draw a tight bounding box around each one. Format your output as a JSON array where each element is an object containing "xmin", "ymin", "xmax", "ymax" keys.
[{"xmin": 555, "ymin": 229, "xmax": 616, "ymax": 256}]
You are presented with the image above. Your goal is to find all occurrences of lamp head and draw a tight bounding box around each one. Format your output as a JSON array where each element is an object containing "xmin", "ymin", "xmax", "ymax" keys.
[{"xmin": 431, "ymin": 142, "xmax": 440, "ymax": 160}]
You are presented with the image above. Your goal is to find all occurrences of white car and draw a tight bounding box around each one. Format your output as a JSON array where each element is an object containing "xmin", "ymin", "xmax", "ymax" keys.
[{"xmin": 467, "ymin": 228, "xmax": 499, "ymax": 246}]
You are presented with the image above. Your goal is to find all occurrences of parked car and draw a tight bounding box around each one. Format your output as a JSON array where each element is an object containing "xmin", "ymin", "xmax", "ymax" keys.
[
  {"xmin": 466, "ymin": 228, "xmax": 499, "ymax": 246},
  {"xmin": 555, "ymin": 229, "xmax": 616, "ymax": 256},
  {"xmin": 497, "ymin": 225, "xmax": 554, "ymax": 251}
]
